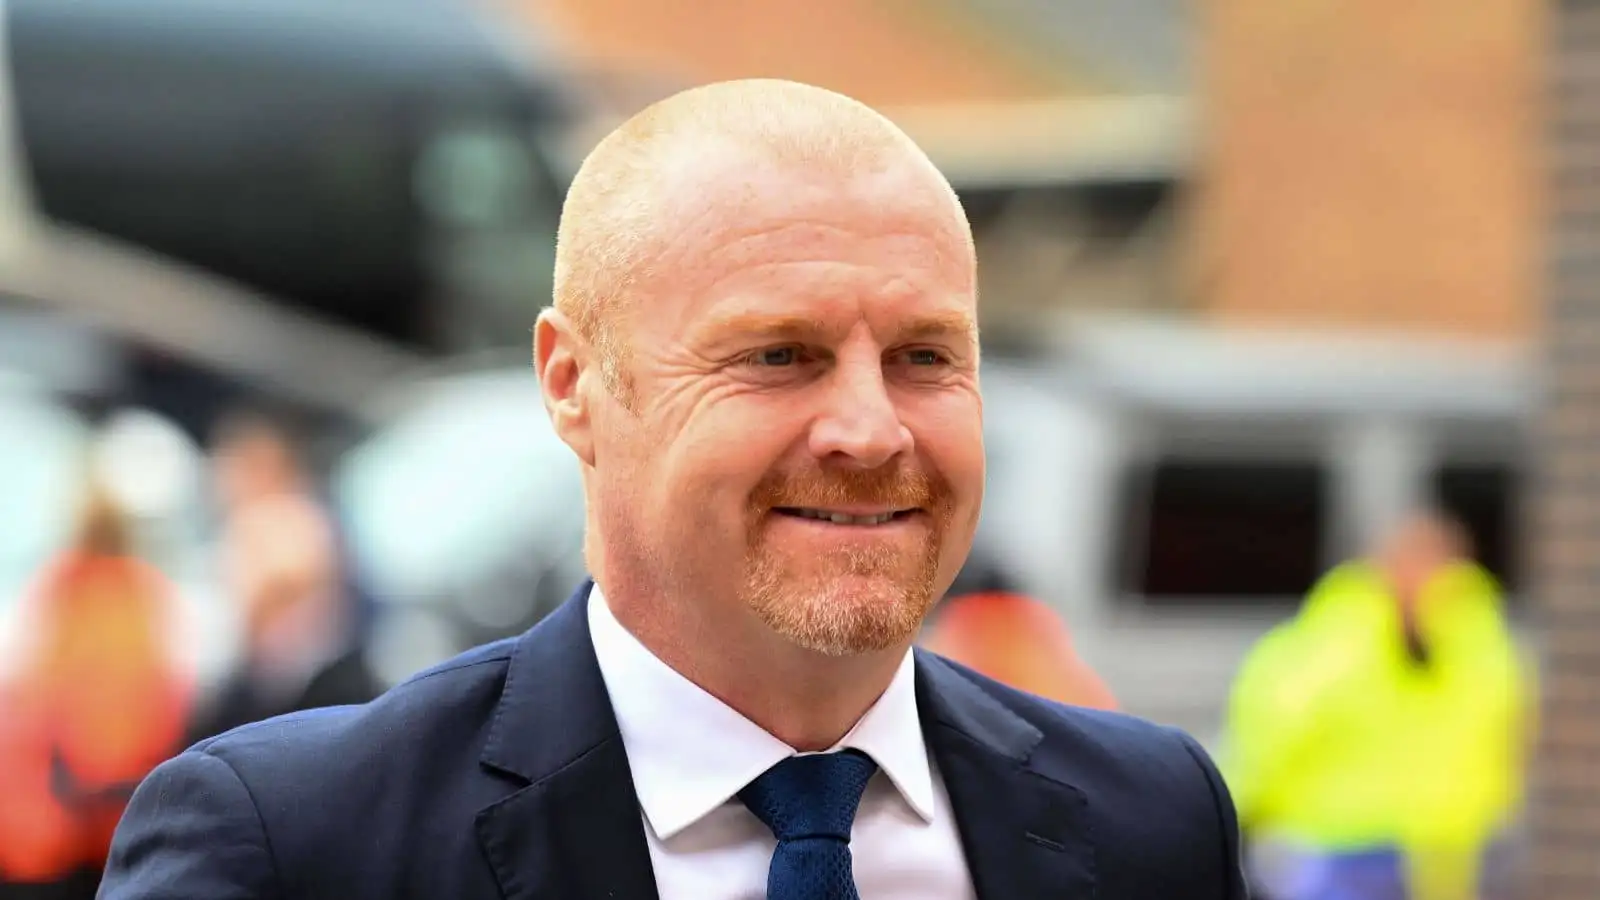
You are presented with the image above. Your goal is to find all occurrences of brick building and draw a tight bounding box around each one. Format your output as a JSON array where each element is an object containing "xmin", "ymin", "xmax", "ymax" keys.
[{"xmin": 1191, "ymin": 0, "xmax": 1540, "ymax": 341}]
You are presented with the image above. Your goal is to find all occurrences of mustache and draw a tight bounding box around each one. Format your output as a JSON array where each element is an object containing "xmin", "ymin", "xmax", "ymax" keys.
[{"xmin": 752, "ymin": 466, "xmax": 944, "ymax": 511}]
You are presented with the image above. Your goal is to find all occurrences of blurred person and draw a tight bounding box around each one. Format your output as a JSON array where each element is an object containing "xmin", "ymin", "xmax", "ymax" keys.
[
  {"xmin": 923, "ymin": 564, "xmax": 1117, "ymax": 710},
  {"xmin": 1221, "ymin": 511, "xmax": 1530, "ymax": 900},
  {"xmin": 102, "ymin": 79, "xmax": 1246, "ymax": 899},
  {"xmin": 0, "ymin": 476, "xmax": 190, "ymax": 900},
  {"xmin": 182, "ymin": 411, "xmax": 380, "ymax": 745},
  {"xmin": 215, "ymin": 408, "xmax": 386, "ymax": 643}
]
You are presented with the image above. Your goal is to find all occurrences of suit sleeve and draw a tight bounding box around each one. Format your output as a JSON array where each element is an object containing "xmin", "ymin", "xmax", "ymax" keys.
[
  {"xmin": 1173, "ymin": 730, "xmax": 1251, "ymax": 900},
  {"xmin": 98, "ymin": 749, "xmax": 280, "ymax": 899}
]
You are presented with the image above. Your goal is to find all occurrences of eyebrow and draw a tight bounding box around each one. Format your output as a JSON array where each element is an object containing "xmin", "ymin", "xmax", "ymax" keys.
[
  {"xmin": 698, "ymin": 310, "xmax": 978, "ymax": 346},
  {"xmin": 899, "ymin": 310, "xmax": 979, "ymax": 344}
]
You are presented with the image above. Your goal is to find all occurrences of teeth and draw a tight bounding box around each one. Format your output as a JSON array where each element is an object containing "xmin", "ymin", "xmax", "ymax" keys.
[{"xmin": 793, "ymin": 508, "xmax": 896, "ymax": 525}]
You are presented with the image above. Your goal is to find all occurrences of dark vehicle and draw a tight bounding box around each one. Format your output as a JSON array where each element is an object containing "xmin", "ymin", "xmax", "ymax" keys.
[{"xmin": 7, "ymin": 0, "xmax": 581, "ymax": 352}]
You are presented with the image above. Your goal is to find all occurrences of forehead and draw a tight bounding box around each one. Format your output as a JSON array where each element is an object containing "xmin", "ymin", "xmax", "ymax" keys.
[{"xmin": 639, "ymin": 150, "xmax": 976, "ymax": 340}]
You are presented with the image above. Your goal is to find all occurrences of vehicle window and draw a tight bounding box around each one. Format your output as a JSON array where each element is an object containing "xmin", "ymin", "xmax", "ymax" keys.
[
  {"xmin": 1433, "ymin": 461, "xmax": 1522, "ymax": 595},
  {"xmin": 1117, "ymin": 458, "xmax": 1328, "ymax": 605}
]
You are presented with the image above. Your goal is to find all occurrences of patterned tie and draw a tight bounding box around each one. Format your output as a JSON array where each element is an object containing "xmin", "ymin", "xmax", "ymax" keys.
[{"xmin": 738, "ymin": 749, "xmax": 879, "ymax": 900}]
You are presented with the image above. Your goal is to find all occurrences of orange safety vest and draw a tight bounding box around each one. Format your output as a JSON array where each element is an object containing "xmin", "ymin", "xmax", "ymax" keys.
[{"xmin": 0, "ymin": 552, "xmax": 191, "ymax": 881}]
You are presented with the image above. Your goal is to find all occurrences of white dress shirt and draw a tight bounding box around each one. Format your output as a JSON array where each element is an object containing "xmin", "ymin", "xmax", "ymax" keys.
[{"xmin": 587, "ymin": 587, "xmax": 977, "ymax": 899}]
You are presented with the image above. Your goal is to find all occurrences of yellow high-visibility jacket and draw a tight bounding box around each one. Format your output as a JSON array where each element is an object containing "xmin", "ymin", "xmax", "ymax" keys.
[{"xmin": 1220, "ymin": 561, "xmax": 1532, "ymax": 900}]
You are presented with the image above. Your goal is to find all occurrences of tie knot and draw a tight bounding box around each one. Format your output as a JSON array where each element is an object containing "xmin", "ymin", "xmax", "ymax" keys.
[{"xmin": 738, "ymin": 749, "xmax": 878, "ymax": 843}]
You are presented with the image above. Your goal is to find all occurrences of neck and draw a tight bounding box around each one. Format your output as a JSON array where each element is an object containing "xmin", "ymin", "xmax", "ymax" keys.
[{"xmin": 603, "ymin": 582, "xmax": 908, "ymax": 752}]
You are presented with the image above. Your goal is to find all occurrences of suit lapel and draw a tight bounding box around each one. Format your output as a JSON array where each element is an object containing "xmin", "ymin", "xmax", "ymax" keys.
[
  {"xmin": 474, "ymin": 583, "xmax": 660, "ymax": 900},
  {"xmin": 469, "ymin": 586, "xmax": 1098, "ymax": 899},
  {"xmin": 917, "ymin": 651, "xmax": 1097, "ymax": 900}
]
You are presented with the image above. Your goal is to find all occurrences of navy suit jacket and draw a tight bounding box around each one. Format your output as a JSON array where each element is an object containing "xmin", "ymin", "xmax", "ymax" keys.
[{"xmin": 100, "ymin": 583, "xmax": 1248, "ymax": 899}]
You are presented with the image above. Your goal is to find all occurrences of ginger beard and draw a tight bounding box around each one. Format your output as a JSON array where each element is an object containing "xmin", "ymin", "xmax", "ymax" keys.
[{"xmin": 742, "ymin": 465, "xmax": 953, "ymax": 656}]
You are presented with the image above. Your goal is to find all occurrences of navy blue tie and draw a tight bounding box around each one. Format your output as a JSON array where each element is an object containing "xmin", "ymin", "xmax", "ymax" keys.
[{"xmin": 738, "ymin": 749, "xmax": 879, "ymax": 900}]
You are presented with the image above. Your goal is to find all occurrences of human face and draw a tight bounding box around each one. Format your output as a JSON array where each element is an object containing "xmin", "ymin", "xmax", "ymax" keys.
[
  {"xmin": 590, "ymin": 154, "xmax": 983, "ymax": 657},
  {"xmin": 213, "ymin": 431, "xmax": 296, "ymax": 511},
  {"xmin": 1381, "ymin": 517, "xmax": 1461, "ymax": 612}
]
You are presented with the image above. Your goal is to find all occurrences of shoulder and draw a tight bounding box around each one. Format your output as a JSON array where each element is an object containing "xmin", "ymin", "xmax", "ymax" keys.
[
  {"xmin": 194, "ymin": 637, "xmax": 517, "ymax": 780},
  {"xmin": 924, "ymin": 651, "xmax": 1214, "ymax": 778},
  {"xmin": 154, "ymin": 637, "xmax": 517, "ymax": 856},
  {"xmin": 921, "ymin": 652, "xmax": 1241, "ymax": 858},
  {"xmin": 174, "ymin": 639, "xmax": 517, "ymax": 864},
  {"xmin": 103, "ymin": 639, "xmax": 527, "ymax": 896},
  {"xmin": 921, "ymin": 653, "xmax": 1246, "ymax": 895}
]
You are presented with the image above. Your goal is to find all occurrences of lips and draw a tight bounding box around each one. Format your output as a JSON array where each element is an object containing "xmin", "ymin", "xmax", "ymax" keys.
[
  {"xmin": 753, "ymin": 465, "xmax": 945, "ymax": 530},
  {"xmin": 774, "ymin": 507, "xmax": 918, "ymax": 525}
]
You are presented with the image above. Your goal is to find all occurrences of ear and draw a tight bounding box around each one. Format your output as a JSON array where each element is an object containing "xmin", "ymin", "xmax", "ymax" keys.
[{"xmin": 534, "ymin": 308, "xmax": 596, "ymax": 467}]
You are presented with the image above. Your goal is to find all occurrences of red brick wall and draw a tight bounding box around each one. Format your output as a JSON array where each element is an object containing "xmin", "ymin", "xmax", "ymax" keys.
[{"xmin": 1191, "ymin": 0, "xmax": 1540, "ymax": 339}]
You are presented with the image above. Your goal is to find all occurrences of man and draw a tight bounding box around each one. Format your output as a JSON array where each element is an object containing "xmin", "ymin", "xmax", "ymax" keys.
[
  {"xmin": 1222, "ymin": 512, "xmax": 1529, "ymax": 900},
  {"xmin": 183, "ymin": 412, "xmax": 381, "ymax": 746},
  {"xmin": 100, "ymin": 79, "xmax": 1246, "ymax": 899}
]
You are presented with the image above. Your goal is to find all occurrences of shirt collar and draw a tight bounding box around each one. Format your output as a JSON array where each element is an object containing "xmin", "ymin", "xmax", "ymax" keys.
[{"xmin": 586, "ymin": 585, "xmax": 937, "ymax": 840}]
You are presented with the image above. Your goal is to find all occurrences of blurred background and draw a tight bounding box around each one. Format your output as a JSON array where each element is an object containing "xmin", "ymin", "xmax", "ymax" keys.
[{"xmin": 0, "ymin": 0, "xmax": 1577, "ymax": 898}]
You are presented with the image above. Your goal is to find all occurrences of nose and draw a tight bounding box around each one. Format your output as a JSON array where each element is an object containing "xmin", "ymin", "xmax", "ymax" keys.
[{"xmin": 808, "ymin": 355, "xmax": 914, "ymax": 469}]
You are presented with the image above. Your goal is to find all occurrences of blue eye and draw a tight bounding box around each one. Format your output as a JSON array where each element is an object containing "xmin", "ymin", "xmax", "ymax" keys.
[
  {"xmin": 752, "ymin": 347, "xmax": 798, "ymax": 366},
  {"xmin": 904, "ymin": 348, "xmax": 945, "ymax": 366}
]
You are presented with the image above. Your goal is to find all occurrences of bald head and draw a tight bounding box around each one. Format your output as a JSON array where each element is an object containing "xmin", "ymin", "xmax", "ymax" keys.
[
  {"xmin": 549, "ymin": 79, "xmax": 972, "ymax": 385},
  {"xmin": 534, "ymin": 79, "xmax": 986, "ymax": 691}
]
